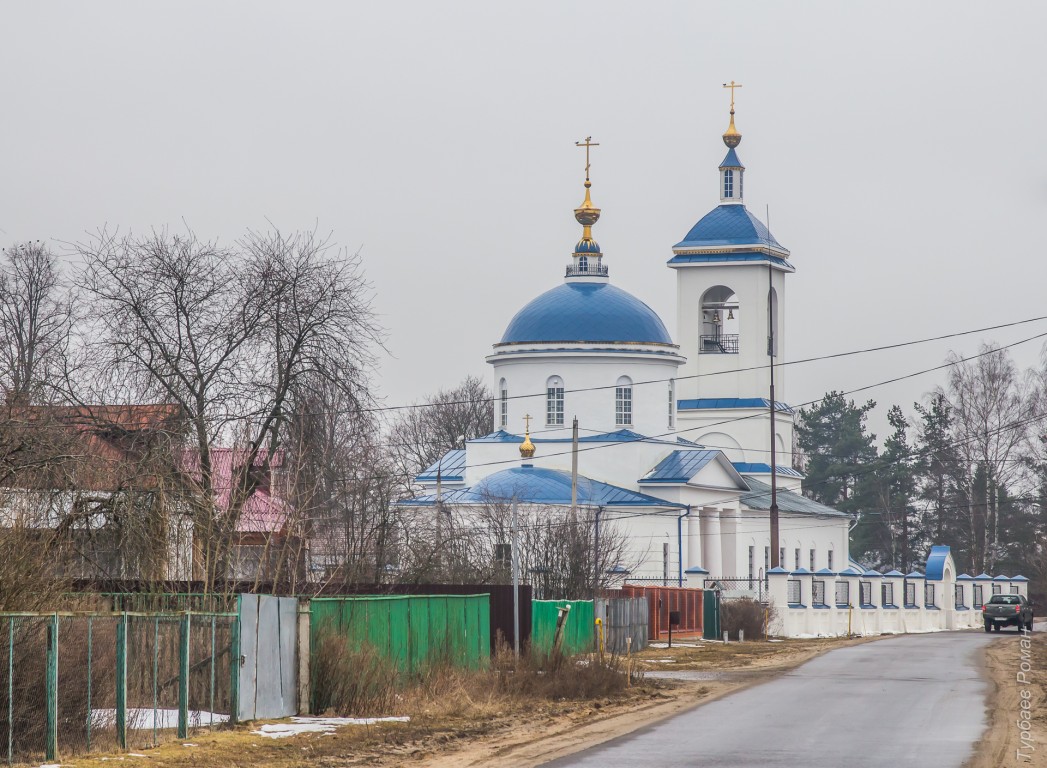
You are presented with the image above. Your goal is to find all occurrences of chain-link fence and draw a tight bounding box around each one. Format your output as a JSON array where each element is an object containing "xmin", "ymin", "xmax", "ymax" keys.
[{"xmin": 0, "ymin": 612, "xmax": 237, "ymax": 765}]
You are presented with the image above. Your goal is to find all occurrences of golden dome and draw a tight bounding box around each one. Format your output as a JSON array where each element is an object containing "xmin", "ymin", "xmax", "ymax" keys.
[
  {"xmin": 722, "ymin": 109, "xmax": 742, "ymax": 148},
  {"xmin": 519, "ymin": 429, "xmax": 535, "ymax": 459}
]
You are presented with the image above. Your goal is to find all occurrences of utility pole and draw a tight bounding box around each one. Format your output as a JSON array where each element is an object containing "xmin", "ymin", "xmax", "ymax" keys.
[
  {"xmin": 511, "ymin": 495, "xmax": 520, "ymax": 657},
  {"xmin": 768, "ymin": 249, "xmax": 780, "ymax": 569},
  {"xmin": 571, "ymin": 417, "xmax": 579, "ymax": 519}
]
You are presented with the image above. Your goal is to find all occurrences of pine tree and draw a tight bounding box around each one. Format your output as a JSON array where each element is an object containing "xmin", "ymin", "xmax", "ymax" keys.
[{"xmin": 796, "ymin": 392, "xmax": 880, "ymax": 562}]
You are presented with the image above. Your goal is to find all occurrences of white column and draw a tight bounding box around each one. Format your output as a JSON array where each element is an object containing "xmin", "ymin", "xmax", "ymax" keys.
[
  {"xmin": 701, "ymin": 508, "xmax": 722, "ymax": 578},
  {"xmin": 687, "ymin": 510, "xmax": 703, "ymax": 571}
]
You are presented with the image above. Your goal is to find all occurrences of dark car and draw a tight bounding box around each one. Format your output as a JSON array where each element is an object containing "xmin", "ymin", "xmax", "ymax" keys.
[{"xmin": 982, "ymin": 593, "xmax": 1034, "ymax": 632}]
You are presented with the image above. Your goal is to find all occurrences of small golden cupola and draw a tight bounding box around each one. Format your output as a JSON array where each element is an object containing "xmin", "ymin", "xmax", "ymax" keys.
[
  {"xmin": 566, "ymin": 137, "xmax": 607, "ymax": 282},
  {"xmin": 722, "ymin": 80, "xmax": 742, "ymax": 148},
  {"xmin": 519, "ymin": 414, "xmax": 536, "ymax": 459},
  {"xmin": 719, "ymin": 81, "xmax": 746, "ymax": 204}
]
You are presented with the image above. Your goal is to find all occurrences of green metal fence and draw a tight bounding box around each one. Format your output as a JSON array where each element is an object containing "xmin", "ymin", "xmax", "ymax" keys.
[
  {"xmin": 310, "ymin": 595, "xmax": 490, "ymax": 676},
  {"xmin": 0, "ymin": 612, "xmax": 237, "ymax": 765},
  {"xmin": 530, "ymin": 600, "xmax": 595, "ymax": 656}
]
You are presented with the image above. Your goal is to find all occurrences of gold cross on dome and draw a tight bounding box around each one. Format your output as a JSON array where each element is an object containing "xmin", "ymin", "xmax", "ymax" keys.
[
  {"xmin": 523, "ymin": 413, "xmax": 532, "ymax": 434},
  {"xmin": 575, "ymin": 136, "xmax": 600, "ymax": 182},
  {"xmin": 723, "ymin": 80, "xmax": 743, "ymax": 110}
]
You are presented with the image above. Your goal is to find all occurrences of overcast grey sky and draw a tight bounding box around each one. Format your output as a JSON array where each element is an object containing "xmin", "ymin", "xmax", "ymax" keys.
[{"xmin": 2, "ymin": 1, "xmax": 1045, "ymax": 439}]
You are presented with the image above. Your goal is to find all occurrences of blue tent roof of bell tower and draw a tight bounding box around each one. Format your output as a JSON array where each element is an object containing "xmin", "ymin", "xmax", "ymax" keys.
[
  {"xmin": 673, "ymin": 205, "xmax": 786, "ymax": 251},
  {"xmin": 719, "ymin": 147, "xmax": 744, "ymax": 169}
]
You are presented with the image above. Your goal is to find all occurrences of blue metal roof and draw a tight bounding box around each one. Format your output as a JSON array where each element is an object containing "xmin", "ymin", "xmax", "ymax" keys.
[
  {"xmin": 1012, "ymin": 575, "xmax": 1029, "ymax": 582},
  {"xmin": 719, "ymin": 147, "xmax": 744, "ymax": 168},
  {"xmin": 499, "ymin": 282, "xmax": 673, "ymax": 346},
  {"xmin": 667, "ymin": 251, "xmax": 795, "ymax": 271},
  {"xmin": 862, "ymin": 569, "xmax": 883, "ymax": 578},
  {"xmin": 415, "ymin": 449, "xmax": 466, "ymax": 483},
  {"xmin": 883, "ymin": 570, "xmax": 904, "ymax": 577},
  {"xmin": 974, "ymin": 573, "xmax": 993, "ymax": 580},
  {"xmin": 905, "ymin": 571, "xmax": 925, "ymax": 579},
  {"xmin": 924, "ymin": 545, "xmax": 952, "ymax": 581},
  {"xmin": 956, "ymin": 574, "xmax": 974, "ymax": 581},
  {"xmin": 639, "ymin": 450, "xmax": 719, "ymax": 483},
  {"xmin": 678, "ymin": 398, "xmax": 794, "ymax": 414},
  {"xmin": 731, "ymin": 462, "xmax": 805, "ymax": 478},
  {"xmin": 838, "ymin": 567, "xmax": 863, "ymax": 577},
  {"xmin": 740, "ymin": 476, "xmax": 851, "ymax": 518},
  {"xmin": 993, "ymin": 574, "xmax": 1010, "ymax": 581},
  {"xmin": 673, "ymin": 205, "xmax": 786, "ymax": 251},
  {"xmin": 814, "ymin": 568, "xmax": 836, "ymax": 576},
  {"xmin": 399, "ymin": 465, "xmax": 686, "ymax": 509}
]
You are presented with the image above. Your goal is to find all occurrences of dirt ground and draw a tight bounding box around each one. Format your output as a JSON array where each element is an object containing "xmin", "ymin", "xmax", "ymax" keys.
[
  {"xmin": 51, "ymin": 635, "xmax": 871, "ymax": 768},
  {"xmin": 965, "ymin": 629, "xmax": 1047, "ymax": 768}
]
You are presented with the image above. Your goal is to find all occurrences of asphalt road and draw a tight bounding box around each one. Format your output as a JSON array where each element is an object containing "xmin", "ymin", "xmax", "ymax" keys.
[{"xmin": 543, "ymin": 628, "xmax": 1023, "ymax": 768}]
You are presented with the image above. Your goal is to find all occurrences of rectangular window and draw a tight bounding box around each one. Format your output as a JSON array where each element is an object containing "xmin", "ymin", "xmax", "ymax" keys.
[
  {"xmin": 905, "ymin": 581, "xmax": 916, "ymax": 607},
  {"xmin": 835, "ymin": 581, "xmax": 849, "ymax": 607},
  {"xmin": 810, "ymin": 549, "xmax": 816, "ymax": 572},
  {"xmin": 882, "ymin": 581, "xmax": 894, "ymax": 606},
  {"xmin": 973, "ymin": 584, "xmax": 983, "ymax": 608},
  {"xmin": 615, "ymin": 386, "xmax": 632, "ymax": 425},
  {"xmin": 764, "ymin": 546, "xmax": 770, "ymax": 576},
  {"xmin": 812, "ymin": 580, "xmax": 826, "ymax": 606},
  {"xmin": 924, "ymin": 583, "xmax": 935, "ymax": 607},
  {"xmin": 794, "ymin": 548, "xmax": 801, "ymax": 570},
  {"xmin": 494, "ymin": 543, "xmax": 511, "ymax": 566},
  {"xmin": 860, "ymin": 581, "xmax": 872, "ymax": 606},
  {"xmin": 787, "ymin": 580, "xmax": 801, "ymax": 605},
  {"xmin": 992, "ymin": 583, "xmax": 1002, "ymax": 595},
  {"xmin": 827, "ymin": 551, "xmax": 834, "ymax": 571},
  {"xmin": 1011, "ymin": 585, "xmax": 1019, "ymax": 594},
  {"xmin": 500, "ymin": 387, "xmax": 508, "ymax": 428},
  {"xmin": 747, "ymin": 545, "xmax": 755, "ymax": 586},
  {"xmin": 723, "ymin": 168, "xmax": 734, "ymax": 198},
  {"xmin": 547, "ymin": 386, "xmax": 564, "ymax": 425},
  {"xmin": 954, "ymin": 584, "xmax": 964, "ymax": 609}
]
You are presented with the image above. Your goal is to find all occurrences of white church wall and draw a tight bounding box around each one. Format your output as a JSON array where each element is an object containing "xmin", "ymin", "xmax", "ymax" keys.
[
  {"xmin": 676, "ymin": 406, "xmax": 795, "ymax": 468},
  {"xmin": 489, "ymin": 350, "xmax": 682, "ymax": 440}
]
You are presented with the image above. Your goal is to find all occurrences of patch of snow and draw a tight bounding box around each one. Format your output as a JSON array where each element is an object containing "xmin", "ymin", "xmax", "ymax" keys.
[
  {"xmin": 90, "ymin": 709, "xmax": 228, "ymax": 730},
  {"xmin": 127, "ymin": 754, "xmax": 147, "ymax": 758},
  {"xmin": 251, "ymin": 716, "xmax": 410, "ymax": 739}
]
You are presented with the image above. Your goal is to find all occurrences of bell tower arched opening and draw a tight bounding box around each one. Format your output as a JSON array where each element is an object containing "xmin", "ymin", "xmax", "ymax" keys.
[{"xmin": 700, "ymin": 285, "xmax": 739, "ymax": 355}]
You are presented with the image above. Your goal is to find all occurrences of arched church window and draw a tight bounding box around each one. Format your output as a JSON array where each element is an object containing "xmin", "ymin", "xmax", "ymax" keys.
[
  {"xmin": 499, "ymin": 378, "xmax": 508, "ymax": 428},
  {"xmin": 723, "ymin": 169, "xmax": 734, "ymax": 199},
  {"xmin": 615, "ymin": 376, "xmax": 632, "ymax": 426},
  {"xmin": 700, "ymin": 286, "xmax": 739, "ymax": 355},
  {"xmin": 667, "ymin": 378, "xmax": 675, "ymax": 429},
  {"xmin": 546, "ymin": 376, "xmax": 564, "ymax": 426}
]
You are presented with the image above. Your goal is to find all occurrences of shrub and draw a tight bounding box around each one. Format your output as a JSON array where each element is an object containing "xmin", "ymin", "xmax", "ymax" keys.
[{"xmin": 720, "ymin": 598, "xmax": 776, "ymax": 640}]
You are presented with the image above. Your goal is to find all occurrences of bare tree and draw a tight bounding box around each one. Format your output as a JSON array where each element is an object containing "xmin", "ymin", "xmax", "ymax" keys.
[
  {"xmin": 396, "ymin": 499, "xmax": 637, "ymax": 596},
  {"xmin": 388, "ymin": 375, "xmax": 493, "ymax": 493},
  {"xmin": 75, "ymin": 226, "xmax": 381, "ymax": 589},
  {"xmin": 0, "ymin": 241, "xmax": 74, "ymax": 403},
  {"xmin": 943, "ymin": 343, "xmax": 1031, "ymax": 573}
]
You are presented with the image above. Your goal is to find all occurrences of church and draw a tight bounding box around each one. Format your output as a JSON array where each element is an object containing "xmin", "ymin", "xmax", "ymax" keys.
[{"xmin": 402, "ymin": 90, "xmax": 853, "ymax": 587}]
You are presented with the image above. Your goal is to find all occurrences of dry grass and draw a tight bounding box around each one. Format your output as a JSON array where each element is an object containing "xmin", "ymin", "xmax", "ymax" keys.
[
  {"xmin": 52, "ymin": 644, "xmax": 672, "ymax": 768},
  {"xmin": 634, "ymin": 634, "xmax": 871, "ymax": 671}
]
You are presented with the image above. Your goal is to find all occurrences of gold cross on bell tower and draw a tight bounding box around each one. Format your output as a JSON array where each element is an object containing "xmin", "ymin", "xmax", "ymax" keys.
[
  {"xmin": 519, "ymin": 414, "xmax": 536, "ymax": 459},
  {"xmin": 723, "ymin": 80, "xmax": 743, "ymax": 110},
  {"xmin": 575, "ymin": 136, "xmax": 600, "ymax": 182}
]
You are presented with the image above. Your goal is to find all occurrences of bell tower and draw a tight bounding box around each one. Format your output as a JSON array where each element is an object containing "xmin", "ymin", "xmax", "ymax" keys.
[{"xmin": 668, "ymin": 84, "xmax": 795, "ymax": 468}]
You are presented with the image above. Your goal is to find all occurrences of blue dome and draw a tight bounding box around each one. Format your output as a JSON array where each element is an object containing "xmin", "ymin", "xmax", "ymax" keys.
[
  {"xmin": 674, "ymin": 205, "xmax": 785, "ymax": 250},
  {"xmin": 574, "ymin": 238, "xmax": 602, "ymax": 254},
  {"xmin": 500, "ymin": 282, "xmax": 673, "ymax": 345}
]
